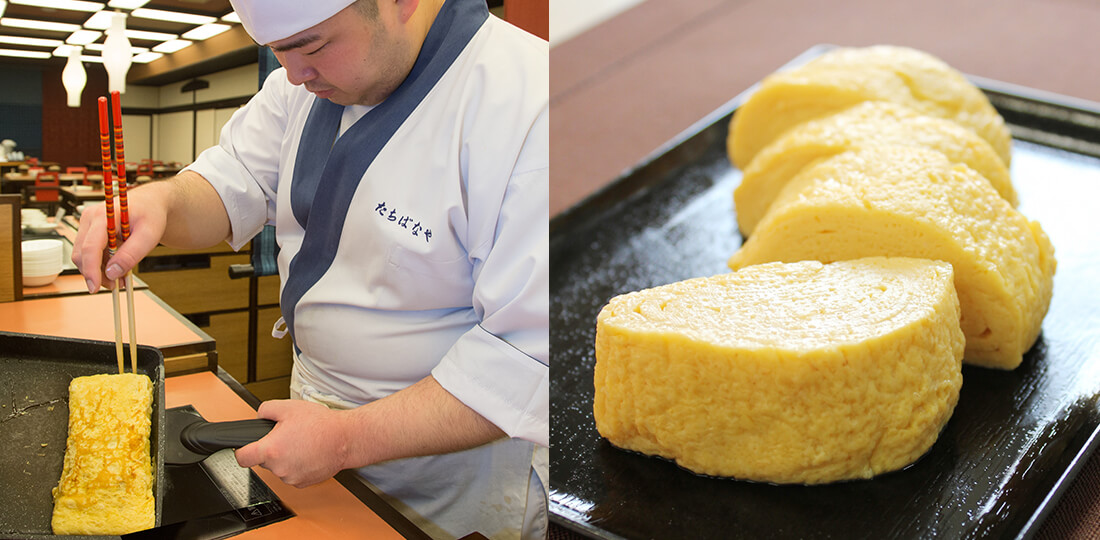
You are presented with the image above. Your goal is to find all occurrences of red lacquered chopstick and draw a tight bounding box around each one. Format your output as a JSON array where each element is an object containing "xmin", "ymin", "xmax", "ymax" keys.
[
  {"xmin": 111, "ymin": 91, "xmax": 137, "ymax": 374},
  {"xmin": 98, "ymin": 96, "xmax": 125, "ymax": 375},
  {"xmin": 111, "ymin": 92, "xmax": 130, "ymax": 242}
]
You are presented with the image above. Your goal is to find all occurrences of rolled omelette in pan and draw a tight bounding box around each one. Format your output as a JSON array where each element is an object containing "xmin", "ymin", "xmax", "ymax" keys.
[
  {"xmin": 593, "ymin": 257, "xmax": 964, "ymax": 485},
  {"xmin": 51, "ymin": 372, "xmax": 155, "ymax": 535}
]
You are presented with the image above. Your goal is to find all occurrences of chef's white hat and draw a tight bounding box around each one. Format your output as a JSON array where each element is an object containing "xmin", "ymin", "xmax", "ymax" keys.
[{"xmin": 230, "ymin": 0, "xmax": 357, "ymax": 45}]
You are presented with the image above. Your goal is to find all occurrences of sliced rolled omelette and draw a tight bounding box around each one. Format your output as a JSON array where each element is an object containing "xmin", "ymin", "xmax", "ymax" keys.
[
  {"xmin": 52, "ymin": 373, "xmax": 155, "ymax": 535},
  {"xmin": 727, "ymin": 45, "xmax": 1012, "ymax": 170},
  {"xmin": 734, "ymin": 101, "xmax": 1017, "ymax": 236},
  {"xmin": 594, "ymin": 258, "xmax": 964, "ymax": 484},
  {"xmin": 728, "ymin": 145, "xmax": 1055, "ymax": 369}
]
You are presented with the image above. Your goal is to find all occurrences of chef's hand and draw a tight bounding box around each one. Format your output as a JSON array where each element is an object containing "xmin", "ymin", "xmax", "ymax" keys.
[
  {"xmin": 72, "ymin": 171, "xmax": 231, "ymax": 294},
  {"xmin": 234, "ymin": 399, "xmax": 352, "ymax": 488},
  {"xmin": 72, "ymin": 185, "xmax": 169, "ymax": 294},
  {"xmin": 236, "ymin": 376, "xmax": 507, "ymax": 488}
]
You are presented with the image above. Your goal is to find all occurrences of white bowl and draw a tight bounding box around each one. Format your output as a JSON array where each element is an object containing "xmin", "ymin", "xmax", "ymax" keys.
[
  {"xmin": 23, "ymin": 255, "xmax": 61, "ymax": 267},
  {"xmin": 22, "ymin": 238, "xmax": 63, "ymax": 254},
  {"xmin": 23, "ymin": 271, "xmax": 60, "ymax": 287},
  {"xmin": 22, "ymin": 240, "xmax": 62, "ymax": 259},
  {"xmin": 23, "ymin": 222, "xmax": 58, "ymax": 234},
  {"xmin": 22, "ymin": 240, "xmax": 63, "ymax": 271},
  {"xmin": 23, "ymin": 262, "xmax": 62, "ymax": 275},
  {"xmin": 22, "ymin": 261, "xmax": 62, "ymax": 271},
  {"xmin": 23, "ymin": 271, "xmax": 61, "ymax": 282},
  {"xmin": 21, "ymin": 209, "xmax": 46, "ymax": 221}
]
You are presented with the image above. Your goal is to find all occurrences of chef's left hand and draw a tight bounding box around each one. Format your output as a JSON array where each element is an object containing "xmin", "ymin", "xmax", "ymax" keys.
[{"xmin": 234, "ymin": 399, "xmax": 351, "ymax": 488}]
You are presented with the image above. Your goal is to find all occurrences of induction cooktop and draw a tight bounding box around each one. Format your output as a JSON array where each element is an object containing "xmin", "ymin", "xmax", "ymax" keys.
[{"xmin": 125, "ymin": 405, "xmax": 294, "ymax": 540}]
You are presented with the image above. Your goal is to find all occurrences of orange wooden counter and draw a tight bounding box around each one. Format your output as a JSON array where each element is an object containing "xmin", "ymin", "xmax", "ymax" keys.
[
  {"xmin": 0, "ymin": 287, "xmax": 216, "ymax": 374},
  {"xmin": 168, "ymin": 370, "xmax": 426, "ymax": 539},
  {"xmin": 22, "ymin": 272, "xmax": 148, "ymax": 300}
]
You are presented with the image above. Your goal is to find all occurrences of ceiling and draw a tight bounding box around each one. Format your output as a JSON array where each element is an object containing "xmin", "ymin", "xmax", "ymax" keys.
[{"xmin": 0, "ymin": 0, "xmax": 259, "ymax": 86}]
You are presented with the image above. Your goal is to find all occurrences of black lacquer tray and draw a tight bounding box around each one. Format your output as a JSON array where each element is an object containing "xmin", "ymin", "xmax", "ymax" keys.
[{"xmin": 549, "ymin": 46, "xmax": 1100, "ymax": 539}]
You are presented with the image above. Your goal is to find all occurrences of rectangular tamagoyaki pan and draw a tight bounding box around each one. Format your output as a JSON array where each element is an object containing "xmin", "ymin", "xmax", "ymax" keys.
[
  {"xmin": 0, "ymin": 330, "xmax": 166, "ymax": 538},
  {"xmin": 549, "ymin": 45, "xmax": 1100, "ymax": 539}
]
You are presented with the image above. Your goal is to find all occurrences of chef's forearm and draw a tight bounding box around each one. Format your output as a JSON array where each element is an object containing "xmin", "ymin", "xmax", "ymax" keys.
[
  {"xmin": 341, "ymin": 375, "xmax": 506, "ymax": 467},
  {"xmin": 153, "ymin": 170, "xmax": 232, "ymax": 249}
]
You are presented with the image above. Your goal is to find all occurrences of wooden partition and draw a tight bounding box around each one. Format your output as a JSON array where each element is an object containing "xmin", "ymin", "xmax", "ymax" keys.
[
  {"xmin": 136, "ymin": 241, "xmax": 292, "ymax": 400},
  {"xmin": 0, "ymin": 195, "xmax": 21, "ymax": 302}
]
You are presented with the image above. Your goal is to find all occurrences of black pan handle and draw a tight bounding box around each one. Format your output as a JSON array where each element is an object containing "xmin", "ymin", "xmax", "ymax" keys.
[{"xmin": 180, "ymin": 419, "xmax": 276, "ymax": 456}]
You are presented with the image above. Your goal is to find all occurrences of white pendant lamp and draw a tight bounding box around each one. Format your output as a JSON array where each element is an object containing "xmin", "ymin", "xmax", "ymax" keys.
[
  {"xmin": 61, "ymin": 46, "xmax": 86, "ymax": 108},
  {"xmin": 102, "ymin": 12, "xmax": 132, "ymax": 94}
]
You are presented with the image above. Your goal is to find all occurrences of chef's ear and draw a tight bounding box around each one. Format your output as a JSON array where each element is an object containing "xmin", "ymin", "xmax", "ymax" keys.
[{"xmin": 394, "ymin": 0, "xmax": 419, "ymax": 24}]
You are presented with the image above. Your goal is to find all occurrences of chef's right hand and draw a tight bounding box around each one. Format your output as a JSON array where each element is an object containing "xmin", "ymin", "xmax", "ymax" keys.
[{"xmin": 72, "ymin": 185, "xmax": 170, "ymax": 294}]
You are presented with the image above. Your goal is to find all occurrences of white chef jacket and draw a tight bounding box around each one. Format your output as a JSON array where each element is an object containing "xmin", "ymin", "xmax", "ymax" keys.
[{"xmin": 185, "ymin": 2, "xmax": 548, "ymax": 537}]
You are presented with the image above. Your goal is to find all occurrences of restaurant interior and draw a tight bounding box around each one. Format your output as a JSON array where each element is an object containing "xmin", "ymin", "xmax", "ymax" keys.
[
  {"xmin": 0, "ymin": 0, "xmax": 546, "ymax": 395},
  {"xmin": 0, "ymin": 1, "xmax": 547, "ymax": 537},
  {"xmin": 0, "ymin": 0, "xmax": 322, "ymax": 401}
]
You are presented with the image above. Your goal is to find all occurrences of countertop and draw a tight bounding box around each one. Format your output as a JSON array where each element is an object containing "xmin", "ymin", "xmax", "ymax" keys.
[{"xmin": 166, "ymin": 371, "xmax": 416, "ymax": 539}]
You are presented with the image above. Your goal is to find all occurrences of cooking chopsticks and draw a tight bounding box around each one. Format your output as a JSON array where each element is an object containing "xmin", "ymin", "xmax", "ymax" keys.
[
  {"xmin": 112, "ymin": 91, "xmax": 138, "ymax": 374},
  {"xmin": 97, "ymin": 92, "xmax": 137, "ymax": 375}
]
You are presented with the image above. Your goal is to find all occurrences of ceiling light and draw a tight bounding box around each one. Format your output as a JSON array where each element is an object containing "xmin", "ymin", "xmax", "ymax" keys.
[
  {"xmin": 10, "ymin": 0, "xmax": 102, "ymax": 12},
  {"xmin": 83, "ymin": 9, "xmax": 111, "ymax": 29},
  {"xmin": 0, "ymin": 1, "xmax": 6, "ymax": 18},
  {"xmin": 0, "ymin": 34, "xmax": 62, "ymax": 47},
  {"xmin": 130, "ymin": 50, "xmax": 159, "ymax": 63},
  {"xmin": 1, "ymin": 17, "xmax": 80, "ymax": 32},
  {"xmin": 65, "ymin": 28, "xmax": 99, "ymax": 44},
  {"xmin": 55, "ymin": 45, "xmax": 104, "ymax": 60},
  {"xmin": 130, "ymin": 8, "xmax": 214, "ymax": 25},
  {"xmin": 221, "ymin": 11, "xmax": 239, "ymax": 23},
  {"xmin": 182, "ymin": 22, "xmax": 228, "ymax": 41},
  {"xmin": 0, "ymin": 47, "xmax": 50, "ymax": 58},
  {"xmin": 84, "ymin": 41, "xmax": 143, "ymax": 52},
  {"xmin": 151, "ymin": 38, "xmax": 188, "ymax": 53},
  {"xmin": 102, "ymin": 11, "xmax": 130, "ymax": 93},
  {"xmin": 124, "ymin": 28, "xmax": 175, "ymax": 41},
  {"xmin": 62, "ymin": 45, "xmax": 86, "ymax": 107},
  {"xmin": 106, "ymin": 0, "xmax": 146, "ymax": 8}
]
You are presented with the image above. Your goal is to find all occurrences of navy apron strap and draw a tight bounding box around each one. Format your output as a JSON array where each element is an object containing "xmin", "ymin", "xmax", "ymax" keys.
[
  {"xmin": 281, "ymin": 0, "xmax": 490, "ymax": 349},
  {"xmin": 289, "ymin": 99, "xmax": 342, "ymax": 228}
]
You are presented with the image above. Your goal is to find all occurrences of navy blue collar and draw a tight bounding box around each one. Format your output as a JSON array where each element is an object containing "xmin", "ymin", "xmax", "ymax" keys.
[{"xmin": 281, "ymin": 0, "xmax": 489, "ymax": 347}]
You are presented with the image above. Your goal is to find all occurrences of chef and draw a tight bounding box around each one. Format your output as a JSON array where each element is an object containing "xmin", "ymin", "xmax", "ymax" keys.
[{"xmin": 71, "ymin": 0, "xmax": 549, "ymax": 538}]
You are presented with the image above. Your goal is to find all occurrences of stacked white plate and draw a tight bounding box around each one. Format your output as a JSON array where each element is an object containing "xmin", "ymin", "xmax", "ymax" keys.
[
  {"xmin": 21, "ymin": 208, "xmax": 57, "ymax": 234},
  {"xmin": 22, "ymin": 239, "xmax": 64, "ymax": 287},
  {"xmin": 21, "ymin": 208, "xmax": 46, "ymax": 223}
]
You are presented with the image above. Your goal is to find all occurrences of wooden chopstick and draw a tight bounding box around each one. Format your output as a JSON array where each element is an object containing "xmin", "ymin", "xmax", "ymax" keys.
[
  {"xmin": 97, "ymin": 96, "xmax": 125, "ymax": 375},
  {"xmin": 111, "ymin": 91, "xmax": 138, "ymax": 374}
]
